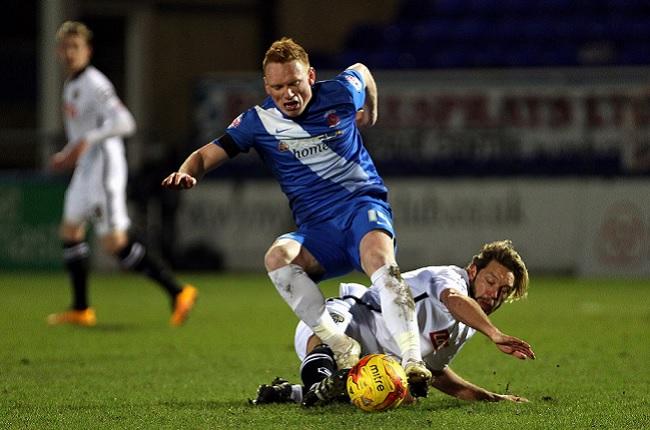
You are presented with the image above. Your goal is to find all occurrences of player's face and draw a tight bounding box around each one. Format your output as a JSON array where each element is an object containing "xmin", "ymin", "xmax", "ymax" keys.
[
  {"xmin": 57, "ymin": 35, "xmax": 92, "ymax": 75},
  {"xmin": 468, "ymin": 260, "xmax": 514, "ymax": 314},
  {"xmin": 264, "ymin": 60, "xmax": 315, "ymax": 117}
]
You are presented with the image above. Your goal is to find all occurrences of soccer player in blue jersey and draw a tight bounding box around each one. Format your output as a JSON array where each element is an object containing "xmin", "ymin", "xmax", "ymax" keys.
[{"xmin": 162, "ymin": 37, "xmax": 431, "ymax": 394}]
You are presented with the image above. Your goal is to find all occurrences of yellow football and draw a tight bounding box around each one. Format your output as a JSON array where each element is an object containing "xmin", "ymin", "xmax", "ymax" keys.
[{"xmin": 346, "ymin": 353, "xmax": 409, "ymax": 412}]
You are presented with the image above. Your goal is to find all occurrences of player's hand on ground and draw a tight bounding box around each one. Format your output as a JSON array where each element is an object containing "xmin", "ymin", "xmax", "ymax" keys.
[
  {"xmin": 491, "ymin": 332, "xmax": 535, "ymax": 360},
  {"xmin": 495, "ymin": 393, "xmax": 529, "ymax": 403},
  {"xmin": 161, "ymin": 172, "xmax": 197, "ymax": 189}
]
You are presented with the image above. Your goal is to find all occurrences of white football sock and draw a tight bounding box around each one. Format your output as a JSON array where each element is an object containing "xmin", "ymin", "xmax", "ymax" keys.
[
  {"xmin": 268, "ymin": 264, "xmax": 342, "ymax": 344},
  {"xmin": 290, "ymin": 384, "xmax": 303, "ymax": 403},
  {"xmin": 371, "ymin": 264, "xmax": 422, "ymax": 364}
]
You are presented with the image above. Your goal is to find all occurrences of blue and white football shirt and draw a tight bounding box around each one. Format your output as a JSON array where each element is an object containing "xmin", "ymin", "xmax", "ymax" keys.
[{"xmin": 214, "ymin": 68, "xmax": 388, "ymax": 226}]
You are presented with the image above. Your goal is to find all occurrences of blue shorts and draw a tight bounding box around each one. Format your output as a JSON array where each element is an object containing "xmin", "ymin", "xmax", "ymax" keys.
[{"xmin": 279, "ymin": 199, "xmax": 395, "ymax": 281}]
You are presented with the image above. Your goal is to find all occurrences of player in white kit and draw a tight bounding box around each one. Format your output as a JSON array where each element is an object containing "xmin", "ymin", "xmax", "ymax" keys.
[
  {"xmin": 47, "ymin": 21, "xmax": 197, "ymax": 327},
  {"xmin": 252, "ymin": 240, "xmax": 535, "ymax": 406}
]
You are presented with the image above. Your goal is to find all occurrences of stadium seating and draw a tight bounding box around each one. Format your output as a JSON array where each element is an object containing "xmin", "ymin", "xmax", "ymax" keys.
[{"xmin": 321, "ymin": 0, "xmax": 650, "ymax": 69}]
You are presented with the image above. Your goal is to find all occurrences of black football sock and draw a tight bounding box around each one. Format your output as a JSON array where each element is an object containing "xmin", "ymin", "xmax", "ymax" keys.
[
  {"xmin": 117, "ymin": 240, "xmax": 183, "ymax": 299},
  {"xmin": 63, "ymin": 241, "xmax": 90, "ymax": 310},
  {"xmin": 300, "ymin": 344, "xmax": 337, "ymax": 392}
]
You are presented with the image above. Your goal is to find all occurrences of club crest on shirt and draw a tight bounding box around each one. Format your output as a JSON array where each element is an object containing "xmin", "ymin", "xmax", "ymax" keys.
[
  {"xmin": 324, "ymin": 110, "xmax": 340, "ymax": 127},
  {"xmin": 429, "ymin": 329, "xmax": 450, "ymax": 351}
]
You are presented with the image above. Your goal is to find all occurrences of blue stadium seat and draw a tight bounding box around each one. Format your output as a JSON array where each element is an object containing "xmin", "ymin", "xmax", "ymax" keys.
[
  {"xmin": 338, "ymin": 0, "xmax": 650, "ymax": 69},
  {"xmin": 619, "ymin": 43, "xmax": 650, "ymax": 65},
  {"xmin": 408, "ymin": 18, "xmax": 456, "ymax": 45},
  {"xmin": 470, "ymin": 44, "xmax": 507, "ymax": 67},
  {"xmin": 428, "ymin": 48, "xmax": 472, "ymax": 68},
  {"xmin": 454, "ymin": 18, "xmax": 493, "ymax": 41},
  {"xmin": 606, "ymin": 0, "xmax": 650, "ymax": 13},
  {"xmin": 344, "ymin": 24, "xmax": 385, "ymax": 51},
  {"xmin": 434, "ymin": 0, "xmax": 471, "ymax": 17},
  {"xmin": 397, "ymin": 0, "xmax": 439, "ymax": 21}
]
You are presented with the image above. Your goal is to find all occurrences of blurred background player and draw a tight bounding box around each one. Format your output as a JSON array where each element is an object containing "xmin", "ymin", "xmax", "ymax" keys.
[
  {"xmin": 47, "ymin": 21, "xmax": 197, "ymax": 327},
  {"xmin": 162, "ymin": 37, "xmax": 431, "ymax": 392},
  {"xmin": 252, "ymin": 240, "xmax": 534, "ymax": 406}
]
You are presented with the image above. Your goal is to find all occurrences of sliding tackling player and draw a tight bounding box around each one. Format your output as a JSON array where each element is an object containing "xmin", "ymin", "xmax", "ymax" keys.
[{"xmin": 252, "ymin": 240, "xmax": 535, "ymax": 406}]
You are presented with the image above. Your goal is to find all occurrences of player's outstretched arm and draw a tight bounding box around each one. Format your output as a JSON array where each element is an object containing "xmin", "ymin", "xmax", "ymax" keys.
[
  {"xmin": 440, "ymin": 289, "xmax": 535, "ymax": 360},
  {"xmin": 490, "ymin": 332, "xmax": 536, "ymax": 360},
  {"xmin": 441, "ymin": 288, "xmax": 502, "ymax": 339},
  {"xmin": 161, "ymin": 143, "xmax": 228, "ymax": 189},
  {"xmin": 431, "ymin": 367, "xmax": 528, "ymax": 403}
]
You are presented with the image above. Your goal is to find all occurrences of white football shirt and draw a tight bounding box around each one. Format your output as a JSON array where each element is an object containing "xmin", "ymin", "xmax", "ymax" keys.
[
  {"xmin": 62, "ymin": 65, "xmax": 134, "ymax": 171},
  {"xmin": 61, "ymin": 65, "xmax": 135, "ymax": 234},
  {"xmin": 294, "ymin": 265, "xmax": 477, "ymax": 371}
]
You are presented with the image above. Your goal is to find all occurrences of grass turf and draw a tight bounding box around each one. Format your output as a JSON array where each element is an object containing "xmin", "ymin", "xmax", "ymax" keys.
[{"xmin": 1, "ymin": 272, "xmax": 648, "ymax": 429}]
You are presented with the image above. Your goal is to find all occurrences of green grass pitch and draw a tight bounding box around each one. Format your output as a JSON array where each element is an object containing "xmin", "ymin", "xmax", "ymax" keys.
[{"xmin": 1, "ymin": 271, "xmax": 648, "ymax": 429}]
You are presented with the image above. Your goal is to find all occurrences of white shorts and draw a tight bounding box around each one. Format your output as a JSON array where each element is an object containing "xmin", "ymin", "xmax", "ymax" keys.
[{"xmin": 63, "ymin": 141, "xmax": 130, "ymax": 236}]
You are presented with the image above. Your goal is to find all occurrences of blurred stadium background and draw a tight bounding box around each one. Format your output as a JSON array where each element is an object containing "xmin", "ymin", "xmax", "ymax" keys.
[{"xmin": 3, "ymin": 0, "xmax": 650, "ymax": 278}]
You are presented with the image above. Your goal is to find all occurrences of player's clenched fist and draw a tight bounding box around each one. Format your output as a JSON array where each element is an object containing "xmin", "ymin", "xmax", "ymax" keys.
[{"xmin": 161, "ymin": 172, "xmax": 197, "ymax": 189}]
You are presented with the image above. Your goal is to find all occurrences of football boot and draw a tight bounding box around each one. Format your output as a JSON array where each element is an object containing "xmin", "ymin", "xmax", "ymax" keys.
[
  {"xmin": 47, "ymin": 308, "xmax": 96, "ymax": 327},
  {"xmin": 404, "ymin": 359, "xmax": 432, "ymax": 398},
  {"xmin": 250, "ymin": 377, "xmax": 293, "ymax": 405},
  {"xmin": 170, "ymin": 285, "xmax": 198, "ymax": 326},
  {"xmin": 331, "ymin": 334, "xmax": 361, "ymax": 369},
  {"xmin": 302, "ymin": 368, "xmax": 350, "ymax": 407}
]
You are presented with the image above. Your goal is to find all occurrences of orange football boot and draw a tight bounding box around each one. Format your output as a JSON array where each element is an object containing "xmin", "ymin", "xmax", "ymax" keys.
[
  {"xmin": 170, "ymin": 285, "xmax": 198, "ymax": 326},
  {"xmin": 47, "ymin": 308, "xmax": 97, "ymax": 327}
]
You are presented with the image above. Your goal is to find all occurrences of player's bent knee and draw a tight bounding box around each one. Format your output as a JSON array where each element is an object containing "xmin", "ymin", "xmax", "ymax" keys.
[
  {"xmin": 360, "ymin": 231, "xmax": 397, "ymax": 275},
  {"xmin": 264, "ymin": 245, "xmax": 295, "ymax": 271},
  {"xmin": 60, "ymin": 223, "xmax": 85, "ymax": 242},
  {"xmin": 362, "ymin": 254, "xmax": 398, "ymax": 278}
]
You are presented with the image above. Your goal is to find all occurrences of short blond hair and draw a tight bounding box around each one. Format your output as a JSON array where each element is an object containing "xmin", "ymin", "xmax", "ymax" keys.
[
  {"xmin": 469, "ymin": 240, "xmax": 529, "ymax": 302},
  {"xmin": 56, "ymin": 21, "xmax": 93, "ymax": 44},
  {"xmin": 262, "ymin": 37, "xmax": 309, "ymax": 72}
]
